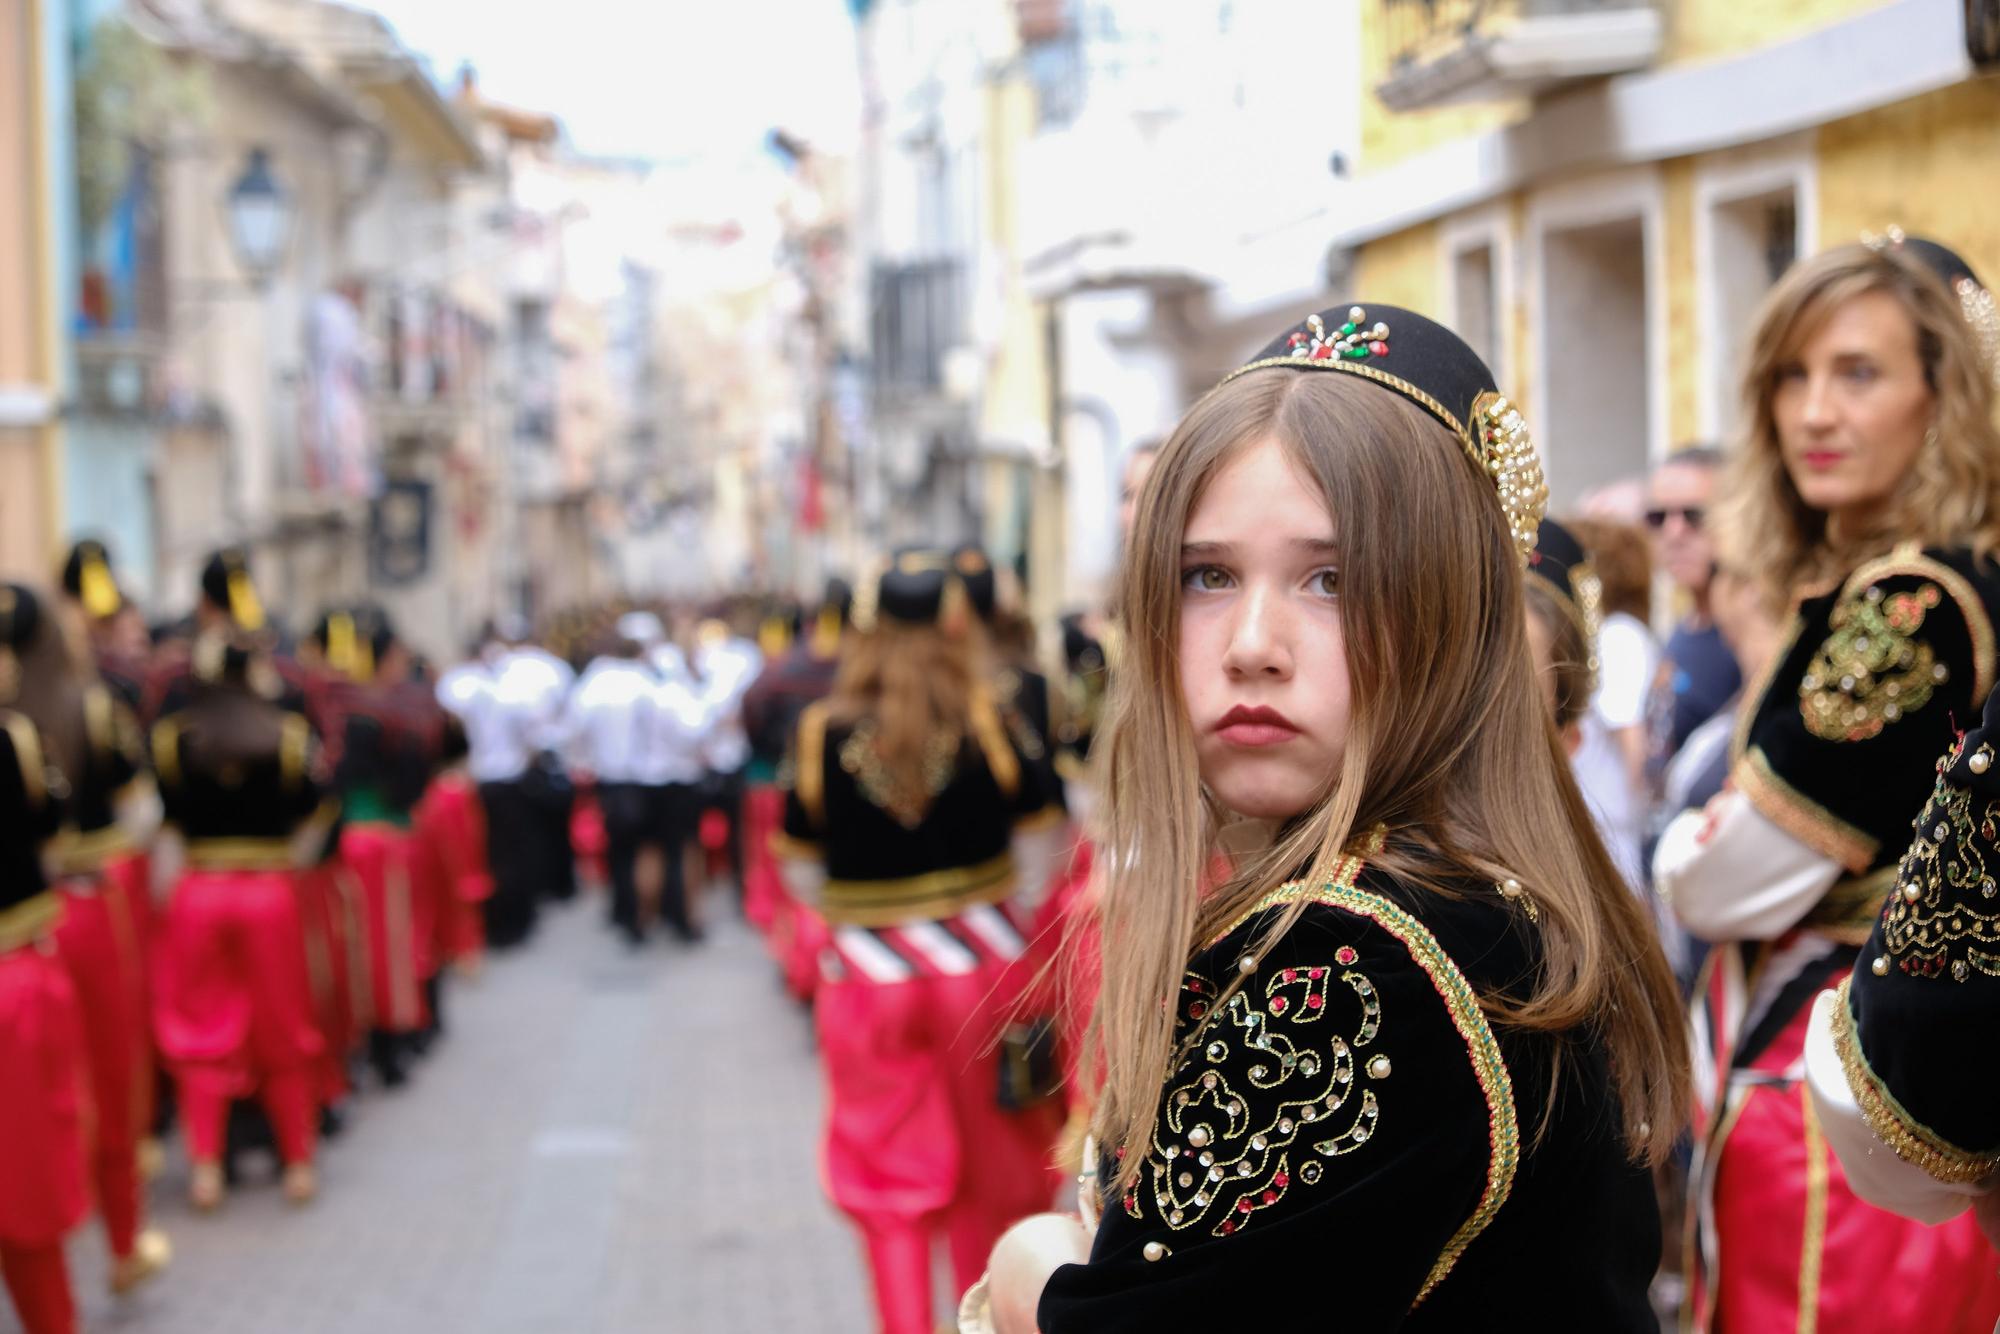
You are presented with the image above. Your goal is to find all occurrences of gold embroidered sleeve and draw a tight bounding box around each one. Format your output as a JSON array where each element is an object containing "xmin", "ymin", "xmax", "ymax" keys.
[
  {"xmin": 1845, "ymin": 679, "xmax": 2000, "ymax": 1175},
  {"xmin": 1044, "ymin": 880, "xmax": 1513, "ymax": 1326}
]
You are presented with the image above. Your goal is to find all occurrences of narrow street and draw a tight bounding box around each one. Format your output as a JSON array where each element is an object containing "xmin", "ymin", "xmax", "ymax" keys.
[{"xmin": 60, "ymin": 901, "xmax": 873, "ymax": 1334}]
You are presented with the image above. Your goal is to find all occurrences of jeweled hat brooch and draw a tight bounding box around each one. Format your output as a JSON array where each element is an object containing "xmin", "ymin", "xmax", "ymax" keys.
[
  {"xmin": 1224, "ymin": 303, "xmax": 1548, "ymax": 562},
  {"xmin": 1863, "ymin": 227, "xmax": 1999, "ymax": 391}
]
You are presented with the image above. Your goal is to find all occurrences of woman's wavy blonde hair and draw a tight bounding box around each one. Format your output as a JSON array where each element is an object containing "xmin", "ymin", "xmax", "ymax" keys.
[
  {"xmin": 1712, "ymin": 242, "xmax": 2000, "ymax": 605},
  {"xmin": 1087, "ymin": 369, "xmax": 1689, "ymax": 1202}
]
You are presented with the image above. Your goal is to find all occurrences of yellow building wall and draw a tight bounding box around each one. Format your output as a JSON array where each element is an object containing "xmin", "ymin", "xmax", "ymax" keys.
[
  {"xmin": 1659, "ymin": 157, "xmax": 1701, "ymax": 448},
  {"xmin": 1353, "ymin": 222, "xmax": 1442, "ymax": 320},
  {"xmin": 1356, "ymin": 1, "xmax": 1521, "ymax": 172},
  {"xmin": 1661, "ymin": 0, "xmax": 1887, "ymax": 66},
  {"xmin": 1815, "ymin": 80, "xmax": 2000, "ymax": 284}
]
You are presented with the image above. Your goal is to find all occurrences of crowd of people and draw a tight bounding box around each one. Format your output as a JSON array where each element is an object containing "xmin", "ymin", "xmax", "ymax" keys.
[
  {"xmin": 8, "ymin": 223, "xmax": 2000, "ymax": 1334},
  {"xmin": 0, "ymin": 539, "xmax": 797, "ymax": 1333}
]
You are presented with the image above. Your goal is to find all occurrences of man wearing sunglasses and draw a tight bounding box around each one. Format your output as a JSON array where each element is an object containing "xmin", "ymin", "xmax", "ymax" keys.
[{"xmin": 1646, "ymin": 446, "xmax": 1740, "ymax": 761}]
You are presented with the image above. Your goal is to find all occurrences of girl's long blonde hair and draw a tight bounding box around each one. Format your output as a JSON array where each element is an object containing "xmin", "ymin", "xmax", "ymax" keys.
[
  {"xmin": 1712, "ymin": 242, "xmax": 2000, "ymax": 604},
  {"xmin": 1089, "ymin": 369, "xmax": 1689, "ymax": 1199}
]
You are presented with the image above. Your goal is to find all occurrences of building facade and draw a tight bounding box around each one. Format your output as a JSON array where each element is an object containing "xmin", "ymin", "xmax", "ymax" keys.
[{"xmin": 1341, "ymin": 0, "xmax": 2000, "ymax": 503}]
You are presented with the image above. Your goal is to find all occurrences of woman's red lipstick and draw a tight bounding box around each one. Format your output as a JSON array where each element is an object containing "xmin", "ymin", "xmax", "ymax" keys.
[{"xmin": 1214, "ymin": 704, "xmax": 1301, "ymax": 747}]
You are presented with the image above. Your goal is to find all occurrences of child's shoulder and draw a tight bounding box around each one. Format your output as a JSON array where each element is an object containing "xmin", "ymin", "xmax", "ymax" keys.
[{"xmin": 1202, "ymin": 856, "xmax": 1539, "ymax": 1003}]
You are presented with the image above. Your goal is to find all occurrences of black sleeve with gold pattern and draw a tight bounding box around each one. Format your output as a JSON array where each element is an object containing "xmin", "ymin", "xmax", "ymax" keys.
[
  {"xmin": 1735, "ymin": 549, "xmax": 1993, "ymax": 876},
  {"xmin": 1038, "ymin": 887, "xmax": 1503, "ymax": 1331},
  {"xmin": 1838, "ymin": 681, "xmax": 2000, "ymax": 1182}
]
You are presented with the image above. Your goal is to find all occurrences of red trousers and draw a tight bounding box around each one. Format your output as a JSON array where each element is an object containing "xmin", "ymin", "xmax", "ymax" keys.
[
  {"xmin": 0, "ymin": 938, "xmax": 89, "ymax": 1334},
  {"xmin": 0, "ymin": 1240, "xmax": 75, "ymax": 1334},
  {"xmin": 153, "ymin": 868, "xmax": 323, "ymax": 1166},
  {"xmin": 339, "ymin": 825, "xmax": 430, "ymax": 1034},
  {"xmin": 416, "ymin": 775, "xmax": 491, "ymax": 969},
  {"xmin": 816, "ymin": 964, "xmax": 1062, "ymax": 1334},
  {"xmin": 1699, "ymin": 963, "xmax": 2000, "ymax": 1331},
  {"xmin": 296, "ymin": 862, "xmax": 367, "ymax": 1105},
  {"xmin": 54, "ymin": 864, "xmax": 152, "ymax": 1259},
  {"xmin": 741, "ymin": 784, "xmax": 785, "ymax": 936}
]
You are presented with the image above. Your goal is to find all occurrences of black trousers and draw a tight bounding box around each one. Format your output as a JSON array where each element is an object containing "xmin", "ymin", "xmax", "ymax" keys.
[
  {"xmin": 658, "ymin": 782, "xmax": 699, "ymax": 940},
  {"xmin": 699, "ymin": 767, "xmax": 748, "ymax": 899},
  {"xmin": 599, "ymin": 782, "xmax": 664, "ymax": 941},
  {"xmin": 478, "ymin": 779, "xmax": 540, "ymax": 948}
]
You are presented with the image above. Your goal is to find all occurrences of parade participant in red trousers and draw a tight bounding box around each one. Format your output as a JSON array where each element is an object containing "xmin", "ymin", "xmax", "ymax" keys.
[
  {"xmin": 0, "ymin": 586, "xmax": 93, "ymax": 1334},
  {"xmin": 313, "ymin": 607, "xmax": 440, "ymax": 1087},
  {"xmin": 415, "ymin": 714, "xmax": 492, "ymax": 977},
  {"xmin": 1656, "ymin": 235, "xmax": 2000, "ymax": 1330},
  {"xmin": 777, "ymin": 552, "xmax": 1065, "ymax": 1334},
  {"xmin": 742, "ymin": 581, "xmax": 848, "ymax": 956},
  {"xmin": 46, "ymin": 664, "xmax": 172, "ymax": 1293},
  {"xmin": 151, "ymin": 627, "xmax": 333, "ymax": 1211}
]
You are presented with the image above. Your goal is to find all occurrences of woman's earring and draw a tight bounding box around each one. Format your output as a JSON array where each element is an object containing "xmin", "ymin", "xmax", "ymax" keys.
[{"xmin": 1925, "ymin": 423, "xmax": 1941, "ymax": 451}]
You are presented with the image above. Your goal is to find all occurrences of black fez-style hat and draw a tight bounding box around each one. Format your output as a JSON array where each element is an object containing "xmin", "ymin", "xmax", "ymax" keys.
[
  {"xmin": 870, "ymin": 548, "xmax": 958, "ymax": 626},
  {"xmin": 309, "ymin": 604, "xmax": 394, "ymax": 681},
  {"xmin": 1865, "ymin": 227, "xmax": 1999, "ymax": 387},
  {"xmin": 1224, "ymin": 303, "xmax": 1548, "ymax": 560},
  {"xmin": 0, "ymin": 583, "xmax": 42, "ymax": 703},
  {"xmin": 199, "ymin": 546, "xmax": 265, "ymax": 632},
  {"xmin": 61, "ymin": 539, "xmax": 124, "ymax": 619},
  {"xmin": 951, "ymin": 543, "xmax": 997, "ymax": 620},
  {"xmin": 1526, "ymin": 517, "xmax": 1603, "ymax": 681},
  {"xmin": 0, "ymin": 583, "xmax": 44, "ymax": 653}
]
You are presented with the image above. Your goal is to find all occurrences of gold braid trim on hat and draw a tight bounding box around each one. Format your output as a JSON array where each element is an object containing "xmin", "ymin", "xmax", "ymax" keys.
[{"xmin": 1221, "ymin": 361, "xmax": 1548, "ymax": 564}]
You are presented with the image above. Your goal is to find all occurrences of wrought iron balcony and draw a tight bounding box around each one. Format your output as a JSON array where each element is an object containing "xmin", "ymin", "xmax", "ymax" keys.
[{"xmin": 1375, "ymin": 0, "xmax": 1663, "ymax": 111}]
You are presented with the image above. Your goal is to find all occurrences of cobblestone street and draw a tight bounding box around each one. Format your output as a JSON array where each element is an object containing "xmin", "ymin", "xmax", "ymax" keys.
[{"xmin": 53, "ymin": 897, "xmax": 874, "ymax": 1334}]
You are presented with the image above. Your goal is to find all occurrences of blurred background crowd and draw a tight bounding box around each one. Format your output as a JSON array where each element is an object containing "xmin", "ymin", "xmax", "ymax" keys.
[{"xmin": 3, "ymin": 0, "xmax": 2000, "ymax": 1331}]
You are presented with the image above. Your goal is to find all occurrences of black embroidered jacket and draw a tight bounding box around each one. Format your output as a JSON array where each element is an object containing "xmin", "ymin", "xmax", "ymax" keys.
[
  {"xmin": 1834, "ymin": 678, "xmax": 2000, "ymax": 1184},
  {"xmin": 0, "ymin": 709, "xmax": 64, "ymax": 919},
  {"xmin": 153, "ymin": 686, "xmax": 332, "ymax": 865},
  {"xmin": 1732, "ymin": 543, "xmax": 2000, "ymax": 939},
  {"xmin": 779, "ymin": 689, "xmax": 1058, "ymax": 928},
  {"xmin": 1038, "ymin": 858, "xmax": 1658, "ymax": 1332}
]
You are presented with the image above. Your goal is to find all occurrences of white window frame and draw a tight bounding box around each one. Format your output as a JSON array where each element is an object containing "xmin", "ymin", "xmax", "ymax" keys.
[
  {"xmin": 1692, "ymin": 135, "xmax": 1818, "ymax": 441},
  {"xmin": 1438, "ymin": 203, "xmax": 1515, "ymax": 389},
  {"xmin": 1525, "ymin": 164, "xmax": 1670, "ymax": 476}
]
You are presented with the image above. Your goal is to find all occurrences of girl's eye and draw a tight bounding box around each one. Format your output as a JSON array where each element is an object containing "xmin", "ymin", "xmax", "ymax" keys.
[
  {"xmin": 1310, "ymin": 568, "xmax": 1340, "ymax": 599},
  {"xmin": 1183, "ymin": 565, "xmax": 1231, "ymax": 592},
  {"xmin": 1841, "ymin": 364, "xmax": 1878, "ymax": 384},
  {"xmin": 1773, "ymin": 364, "xmax": 1806, "ymax": 384}
]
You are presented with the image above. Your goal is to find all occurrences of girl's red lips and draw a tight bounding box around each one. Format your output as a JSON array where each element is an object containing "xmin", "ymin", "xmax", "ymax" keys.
[{"xmin": 1214, "ymin": 705, "xmax": 1301, "ymax": 746}]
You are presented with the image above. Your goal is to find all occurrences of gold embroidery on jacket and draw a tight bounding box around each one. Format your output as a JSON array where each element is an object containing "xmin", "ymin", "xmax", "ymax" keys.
[
  {"xmin": 1127, "ymin": 951, "xmax": 1386, "ymax": 1241},
  {"xmin": 1799, "ymin": 581, "xmax": 1944, "ymax": 742},
  {"xmin": 1881, "ymin": 739, "xmax": 2000, "ymax": 977},
  {"xmin": 837, "ymin": 721, "xmax": 960, "ymax": 829}
]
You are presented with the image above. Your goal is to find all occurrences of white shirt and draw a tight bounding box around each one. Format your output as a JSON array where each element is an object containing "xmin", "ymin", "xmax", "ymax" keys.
[
  {"xmin": 437, "ymin": 661, "xmax": 530, "ymax": 784},
  {"xmin": 1803, "ymin": 989, "xmax": 1991, "ymax": 1225},
  {"xmin": 695, "ymin": 638, "xmax": 763, "ymax": 775},
  {"xmin": 496, "ymin": 647, "xmax": 574, "ymax": 755},
  {"xmin": 565, "ymin": 656, "xmax": 712, "ymax": 785}
]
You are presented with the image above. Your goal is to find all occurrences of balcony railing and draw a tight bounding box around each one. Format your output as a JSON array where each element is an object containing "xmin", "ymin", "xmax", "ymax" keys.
[{"xmin": 1376, "ymin": 0, "xmax": 1662, "ymax": 111}]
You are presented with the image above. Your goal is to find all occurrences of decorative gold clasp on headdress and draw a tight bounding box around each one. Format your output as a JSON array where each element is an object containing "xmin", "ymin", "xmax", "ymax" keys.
[{"xmin": 1470, "ymin": 392, "xmax": 1548, "ymax": 565}]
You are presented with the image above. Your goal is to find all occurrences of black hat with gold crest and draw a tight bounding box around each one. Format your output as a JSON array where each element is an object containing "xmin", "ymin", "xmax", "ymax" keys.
[
  {"xmin": 1527, "ymin": 518, "xmax": 1603, "ymax": 670},
  {"xmin": 199, "ymin": 546, "xmax": 265, "ymax": 632},
  {"xmin": 1863, "ymin": 227, "xmax": 1999, "ymax": 388},
  {"xmin": 0, "ymin": 583, "xmax": 44, "ymax": 704},
  {"xmin": 852, "ymin": 547, "xmax": 976, "ymax": 631},
  {"xmin": 61, "ymin": 539, "xmax": 125, "ymax": 620},
  {"xmin": 1224, "ymin": 303, "xmax": 1549, "ymax": 561}
]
